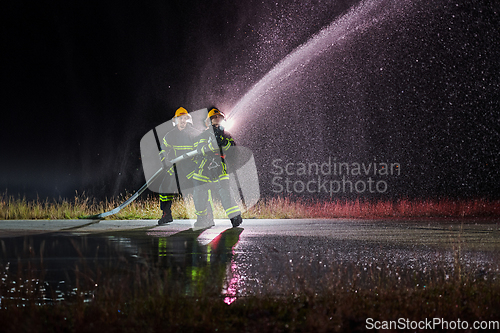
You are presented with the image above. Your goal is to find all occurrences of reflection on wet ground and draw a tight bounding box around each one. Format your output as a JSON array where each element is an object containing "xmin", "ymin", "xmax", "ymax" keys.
[
  {"xmin": 234, "ymin": 236, "xmax": 500, "ymax": 297},
  {"xmin": 0, "ymin": 226, "xmax": 243, "ymax": 305},
  {"xmin": 234, "ymin": 219, "xmax": 500, "ymax": 296},
  {"xmin": 1, "ymin": 219, "xmax": 499, "ymax": 304}
]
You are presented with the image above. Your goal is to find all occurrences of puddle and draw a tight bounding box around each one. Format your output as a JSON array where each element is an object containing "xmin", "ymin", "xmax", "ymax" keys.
[
  {"xmin": 0, "ymin": 227, "xmax": 243, "ymax": 305},
  {"xmin": 232, "ymin": 235, "xmax": 500, "ymax": 296},
  {"xmin": 1, "ymin": 221, "xmax": 500, "ymax": 305}
]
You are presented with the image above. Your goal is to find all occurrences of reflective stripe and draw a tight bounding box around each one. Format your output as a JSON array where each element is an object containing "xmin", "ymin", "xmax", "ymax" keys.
[
  {"xmin": 192, "ymin": 169, "xmax": 229, "ymax": 183},
  {"xmin": 219, "ymin": 174, "xmax": 229, "ymax": 181},
  {"xmin": 195, "ymin": 139, "xmax": 207, "ymax": 147},
  {"xmin": 207, "ymin": 189, "xmax": 214, "ymax": 213},
  {"xmin": 195, "ymin": 208, "xmax": 208, "ymax": 216},
  {"xmin": 206, "ymin": 244, "xmax": 211, "ymax": 263},
  {"xmin": 158, "ymin": 238, "xmax": 167, "ymax": 257},
  {"xmin": 198, "ymin": 159, "xmax": 207, "ymax": 174},
  {"xmin": 162, "ymin": 137, "xmax": 197, "ymax": 150},
  {"xmin": 160, "ymin": 194, "xmax": 176, "ymax": 202},
  {"xmin": 173, "ymin": 146, "xmax": 195, "ymax": 157},
  {"xmin": 193, "ymin": 173, "xmax": 212, "ymax": 183},
  {"xmin": 163, "ymin": 137, "xmax": 172, "ymax": 148},
  {"xmin": 225, "ymin": 206, "xmax": 240, "ymax": 216}
]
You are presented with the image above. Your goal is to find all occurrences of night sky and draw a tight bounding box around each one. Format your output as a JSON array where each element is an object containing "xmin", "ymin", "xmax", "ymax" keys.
[{"xmin": 1, "ymin": 0, "xmax": 499, "ymax": 202}]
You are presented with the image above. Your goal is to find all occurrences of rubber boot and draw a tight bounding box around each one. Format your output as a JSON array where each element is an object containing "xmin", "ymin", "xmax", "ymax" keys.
[
  {"xmin": 158, "ymin": 200, "xmax": 173, "ymax": 225},
  {"xmin": 230, "ymin": 214, "xmax": 242, "ymax": 228},
  {"xmin": 193, "ymin": 213, "xmax": 214, "ymax": 231}
]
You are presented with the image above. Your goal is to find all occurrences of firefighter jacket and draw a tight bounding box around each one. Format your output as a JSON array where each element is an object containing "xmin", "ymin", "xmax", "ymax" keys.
[
  {"xmin": 193, "ymin": 125, "xmax": 235, "ymax": 183},
  {"xmin": 160, "ymin": 124, "xmax": 201, "ymax": 180}
]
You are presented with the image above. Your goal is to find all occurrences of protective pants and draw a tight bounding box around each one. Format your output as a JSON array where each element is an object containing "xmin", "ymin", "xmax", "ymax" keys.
[
  {"xmin": 192, "ymin": 178, "xmax": 241, "ymax": 219},
  {"xmin": 159, "ymin": 173, "xmax": 181, "ymax": 208}
]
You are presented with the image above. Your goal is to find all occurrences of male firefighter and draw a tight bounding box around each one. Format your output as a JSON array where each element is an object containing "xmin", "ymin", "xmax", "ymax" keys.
[
  {"xmin": 158, "ymin": 107, "xmax": 202, "ymax": 225},
  {"xmin": 192, "ymin": 107, "xmax": 243, "ymax": 229}
]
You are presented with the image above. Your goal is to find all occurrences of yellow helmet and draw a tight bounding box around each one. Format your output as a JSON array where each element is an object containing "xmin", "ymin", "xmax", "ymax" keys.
[
  {"xmin": 207, "ymin": 107, "xmax": 224, "ymax": 119},
  {"xmin": 205, "ymin": 107, "xmax": 224, "ymax": 127},
  {"xmin": 173, "ymin": 107, "xmax": 192, "ymax": 126},
  {"xmin": 174, "ymin": 107, "xmax": 189, "ymax": 118}
]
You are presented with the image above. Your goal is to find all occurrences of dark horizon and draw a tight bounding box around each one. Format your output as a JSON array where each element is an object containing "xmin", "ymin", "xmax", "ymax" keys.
[{"xmin": 2, "ymin": 0, "xmax": 499, "ymax": 202}]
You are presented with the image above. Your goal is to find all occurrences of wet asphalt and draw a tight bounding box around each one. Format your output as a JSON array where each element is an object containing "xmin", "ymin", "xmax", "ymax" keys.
[
  {"xmin": 2, "ymin": 218, "xmax": 499, "ymax": 250},
  {"xmin": 1, "ymin": 218, "xmax": 499, "ymax": 299}
]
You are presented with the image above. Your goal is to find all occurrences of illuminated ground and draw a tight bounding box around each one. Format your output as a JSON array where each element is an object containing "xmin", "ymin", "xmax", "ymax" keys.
[
  {"xmin": 1, "ymin": 218, "xmax": 499, "ymax": 249},
  {"xmin": 1, "ymin": 218, "xmax": 499, "ymax": 300}
]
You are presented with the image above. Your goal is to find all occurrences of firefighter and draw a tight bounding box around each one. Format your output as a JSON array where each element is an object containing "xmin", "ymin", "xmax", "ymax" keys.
[
  {"xmin": 158, "ymin": 107, "xmax": 202, "ymax": 225},
  {"xmin": 192, "ymin": 107, "xmax": 243, "ymax": 229}
]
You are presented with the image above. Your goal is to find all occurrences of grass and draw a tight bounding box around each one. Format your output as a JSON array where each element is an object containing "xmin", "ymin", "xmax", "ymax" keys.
[
  {"xmin": 1, "ymin": 191, "xmax": 499, "ymax": 220},
  {"xmin": 249, "ymin": 196, "xmax": 500, "ymax": 219}
]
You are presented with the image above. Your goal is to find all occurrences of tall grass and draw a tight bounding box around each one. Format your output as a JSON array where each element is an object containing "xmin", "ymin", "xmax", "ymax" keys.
[
  {"xmin": 0, "ymin": 192, "xmax": 162, "ymax": 220},
  {"xmin": 1, "ymin": 191, "xmax": 499, "ymax": 220},
  {"xmin": 245, "ymin": 196, "xmax": 500, "ymax": 219}
]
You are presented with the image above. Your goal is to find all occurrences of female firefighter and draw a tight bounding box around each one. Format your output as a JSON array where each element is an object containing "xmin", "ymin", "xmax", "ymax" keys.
[{"xmin": 192, "ymin": 107, "xmax": 243, "ymax": 229}]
